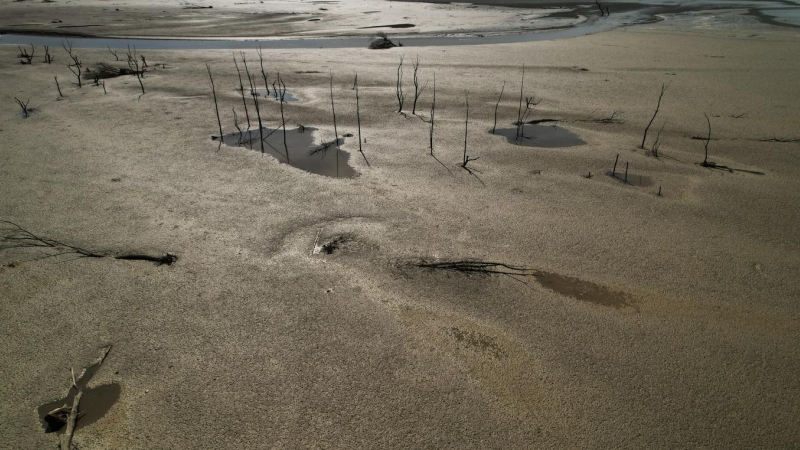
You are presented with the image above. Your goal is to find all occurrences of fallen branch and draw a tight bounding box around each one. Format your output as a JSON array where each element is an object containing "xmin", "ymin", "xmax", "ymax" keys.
[{"xmin": 1, "ymin": 221, "xmax": 177, "ymax": 266}]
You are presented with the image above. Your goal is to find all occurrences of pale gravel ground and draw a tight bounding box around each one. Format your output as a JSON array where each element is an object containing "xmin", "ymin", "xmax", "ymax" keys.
[{"xmin": 1, "ymin": 5, "xmax": 800, "ymax": 449}]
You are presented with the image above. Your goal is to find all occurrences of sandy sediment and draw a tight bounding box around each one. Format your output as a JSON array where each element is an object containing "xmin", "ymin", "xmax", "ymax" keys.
[{"xmin": 1, "ymin": 3, "xmax": 800, "ymax": 448}]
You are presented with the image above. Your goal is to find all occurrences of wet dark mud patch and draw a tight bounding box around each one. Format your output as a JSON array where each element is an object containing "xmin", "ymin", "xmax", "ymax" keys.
[
  {"xmin": 444, "ymin": 326, "xmax": 507, "ymax": 359},
  {"xmin": 37, "ymin": 350, "xmax": 119, "ymax": 433},
  {"xmin": 532, "ymin": 270, "xmax": 633, "ymax": 309},
  {"xmin": 411, "ymin": 259, "xmax": 634, "ymax": 309},
  {"xmin": 359, "ymin": 23, "xmax": 416, "ymax": 29},
  {"xmin": 493, "ymin": 124, "xmax": 586, "ymax": 148},
  {"xmin": 213, "ymin": 126, "xmax": 357, "ymax": 178},
  {"xmin": 605, "ymin": 171, "xmax": 655, "ymax": 187}
]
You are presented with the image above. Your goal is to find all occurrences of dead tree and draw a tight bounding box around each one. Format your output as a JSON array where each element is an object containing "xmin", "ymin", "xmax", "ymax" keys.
[
  {"xmin": 140, "ymin": 55, "xmax": 148, "ymax": 68},
  {"xmin": 595, "ymin": 0, "xmax": 605, "ymax": 16},
  {"xmin": 461, "ymin": 91, "xmax": 478, "ymax": 168},
  {"xmin": 429, "ymin": 72, "xmax": 436, "ymax": 155},
  {"xmin": 330, "ymin": 71, "xmax": 340, "ymax": 178},
  {"xmin": 124, "ymin": 45, "xmax": 140, "ymax": 75},
  {"xmin": 232, "ymin": 107, "xmax": 244, "ymax": 145},
  {"xmin": 396, "ymin": 55, "xmax": 405, "ymax": 113},
  {"xmin": 206, "ymin": 63, "xmax": 223, "ymax": 141},
  {"xmin": 257, "ymin": 46, "xmax": 269, "ymax": 96},
  {"xmin": 108, "ymin": 46, "xmax": 119, "ymax": 61},
  {"xmin": 18, "ymin": 45, "xmax": 34, "ymax": 64},
  {"xmin": 242, "ymin": 54, "xmax": 265, "ymax": 152},
  {"xmin": 249, "ymin": 75, "xmax": 265, "ymax": 153},
  {"xmin": 354, "ymin": 72, "xmax": 366, "ymax": 164},
  {"xmin": 700, "ymin": 113, "xmax": 715, "ymax": 167},
  {"xmin": 233, "ymin": 54, "xmax": 251, "ymax": 130},
  {"xmin": 43, "ymin": 45, "xmax": 52, "ymax": 64},
  {"xmin": 101, "ymin": 81, "xmax": 107, "ymax": 95},
  {"xmin": 612, "ymin": 153, "xmax": 619, "ymax": 177},
  {"xmin": 518, "ymin": 96, "xmax": 541, "ymax": 139},
  {"xmin": 62, "ymin": 40, "xmax": 82, "ymax": 88},
  {"xmin": 14, "ymin": 97, "xmax": 31, "ymax": 118},
  {"xmin": 277, "ymin": 73, "xmax": 289, "ymax": 161},
  {"xmin": 516, "ymin": 64, "xmax": 525, "ymax": 141},
  {"xmin": 492, "ymin": 81, "xmax": 505, "ymax": 134},
  {"xmin": 136, "ymin": 69, "xmax": 145, "ymax": 97},
  {"xmin": 651, "ymin": 120, "xmax": 666, "ymax": 157},
  {"xmin": 411, "ymin": 55, "xmax": 426, "ymax": 115},
  {"xmin": 640, "ymin": 82, "xmax": 669, "ymax": 149},
  {"xmin": 54, "ymin": 76, "xmax": 63, "ymax": 98}
]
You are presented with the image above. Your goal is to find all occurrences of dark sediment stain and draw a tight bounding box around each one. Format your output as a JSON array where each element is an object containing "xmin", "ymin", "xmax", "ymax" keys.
[
  {"xmin": 493, "ymin": 124, "xmax": 586, "ymax": 147},
  {"xmin": 213, "ymin": 126, "xmax": 357, "ymax": 179},
  {"xmin": 532, "ymin": 271, "xmax": 633, "ymax": 309},
  {"xmin": 444, "ymin": 326, "xmax": 507, "ymax": 359},
  {"xmin": 411, "ymin": 259, "xmax": 634, "ymax": 309}
]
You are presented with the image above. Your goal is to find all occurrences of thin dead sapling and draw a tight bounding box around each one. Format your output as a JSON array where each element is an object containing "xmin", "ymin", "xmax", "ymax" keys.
[
  {"xmin": 206, "ymin": 63, "xmax": 224, "ymax": 141},
  {"xmin": 396, "ymin": 55, "xmax": 405, "ymax": 113},
  {"xmin": 411, "ymin": 55, "xmax": 427, "ymax": 115},
  {"xmin": 492, "ymin": 81, "xmax": 505, "ymax": 134},
  {"xmin": 257, "ymin": 46, "xmax": 270, "ymax": 96},
  {"xmin": 330, "ymin": 71, "xmax": 340, "ymax": 178},
  {"xmin": 233, "ymin": 54, "xmax": 251, "ymax": 130},
  {"xmin": 461, "ymin": 91, "xmax": 478, "ymax": 168},
  {"xmin": 62, "ymin": 40, "xmax": 82, "ymax": 88},
  {"xmin": 14, "ymin": 97, "xmax": 31, "ymax": 118},
  {"xmin": 354, "ymin": 72, "xmax": 368, "ymax": 165},
  {"xmin": 430, "ymin": 72, "xmax": 436, "ymax": 155},
  {"xmin": 640, "ymin": 82, "xmax": 669, "ymax": 149},
  {"xmin": 54, "ymin": 76, "xmax": 63, "ymax": 98},
  {"xmin": 18, "ymin": 45, "xmax": 34, "ymax": 64}
]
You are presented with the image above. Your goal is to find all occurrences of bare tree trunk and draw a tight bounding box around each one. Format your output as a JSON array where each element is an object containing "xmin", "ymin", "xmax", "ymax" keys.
[
  {"xmin": 249, "ymin": 74, "xmax": 265, "ymax": 153},
  {"xmin": 206, "ymin": 63, "xmax": 223, "ymax": 141}
]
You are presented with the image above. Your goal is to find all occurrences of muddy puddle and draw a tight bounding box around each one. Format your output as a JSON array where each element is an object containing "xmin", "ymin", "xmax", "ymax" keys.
[
  {"xmin": 605, "ymin": 170, "xmax": 655, "ymax": 187},
  {"xmin": 37, "ymin": 359, "xmax": 120, "ymax": 433},
  {"xmin": 493, "ymin": 125, "xmax": 586, "ymax": 148},
  {"xmin": 532, "ymin": 271, "xmax": 633, "ymax": 309},
  {"xmin": 213, "ymin": 126, "xmax": 357, "ymax": 178},
  {"xmin": 248, "ymin": 89, "xmax": 300, "ymax": 103}
]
